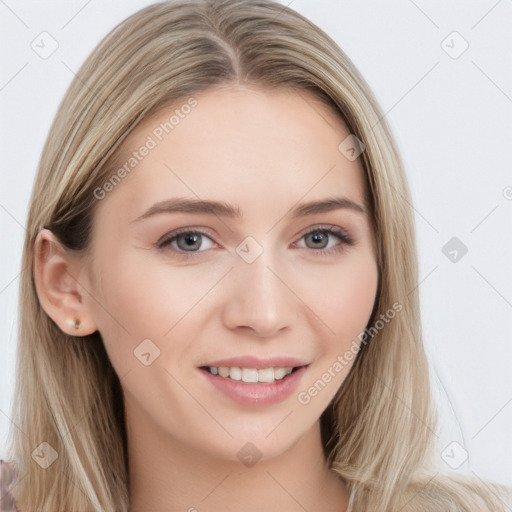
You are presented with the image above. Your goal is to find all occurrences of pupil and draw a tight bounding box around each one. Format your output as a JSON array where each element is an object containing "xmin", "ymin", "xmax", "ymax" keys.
[
  {"xmin": 180, "ymin": 234, "xmax": 200, "ymax": 251},
  {"xmin": 308, "ymin": 232, "xmax": 326, "ymax": 248}
]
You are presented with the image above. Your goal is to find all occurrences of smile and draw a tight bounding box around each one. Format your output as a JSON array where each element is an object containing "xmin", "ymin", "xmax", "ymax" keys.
[
  {"xmin": 199, "ymin": 364, "xmax": 308, "ymax": 406},
  {"xmin": 203, "ymin": 366, "xmax": 295, "ymax": 383}
]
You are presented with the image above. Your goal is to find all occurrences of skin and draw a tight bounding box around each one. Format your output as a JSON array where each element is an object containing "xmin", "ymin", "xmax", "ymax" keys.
[{"xmin": 34, "ymin": 85, "xmax": 378, "ymax": 512}]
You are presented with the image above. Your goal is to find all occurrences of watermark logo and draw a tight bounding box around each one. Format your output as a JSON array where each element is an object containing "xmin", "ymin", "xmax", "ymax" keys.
[
  {"xmin": 31, "ymin": 31, "xmax": 59, "ymax": 59},
  {"xmin": 134, "ymin": 338, "xmax": 161, "ymax": 366},
  {"xmin": 441, "ymin": 236, "xmax": 468, "ymax": 263},
  {"xmin": 441, "ymin": 31, "xmax": 469, "ymax": 60},
  {"xmin": 297, "ymin": 302, "xmax": 403, "ymax": 405},
  {"xmin": 236, "ymin": 442, "xmax": 262, "ymax": 467},
  {"xmin": 338, "ymin": 134, "xmax": 366, "ymax": 161},
  {"xmin": 235, "ymin": 236, "xmax": 264, "ymax": 264},
  {"xmin": 441, "ymin": 441, "xmax": 468, "ymax": 469},
  {"xmin": 31, "ymin": 442, "xmax": 58, "ymax": 469},
  {"xmin": 93, "ymin": 97, "xmax": 198, "ymax": 200}
]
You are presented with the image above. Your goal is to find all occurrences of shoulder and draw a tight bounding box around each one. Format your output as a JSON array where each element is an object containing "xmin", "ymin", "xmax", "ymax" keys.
[{"xmin": 0, "ymin": 459, "xmax": 19, "ymax": 511}]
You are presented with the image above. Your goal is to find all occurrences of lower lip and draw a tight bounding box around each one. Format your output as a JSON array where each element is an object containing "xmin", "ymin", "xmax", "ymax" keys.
[{"xmin": 199, "ymin": 366, "xmax": 308, "ymax": 406}]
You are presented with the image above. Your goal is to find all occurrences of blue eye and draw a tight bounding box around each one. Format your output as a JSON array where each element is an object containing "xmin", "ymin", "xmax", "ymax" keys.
[{"xmin": 156, "ymin": 225, "xmax": 354, "ymax": 259}]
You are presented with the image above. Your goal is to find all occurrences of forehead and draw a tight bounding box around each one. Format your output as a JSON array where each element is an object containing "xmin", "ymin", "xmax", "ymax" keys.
[{"xmin": 96, "ymin": 85, "xmax": 367, "ymax": 220}]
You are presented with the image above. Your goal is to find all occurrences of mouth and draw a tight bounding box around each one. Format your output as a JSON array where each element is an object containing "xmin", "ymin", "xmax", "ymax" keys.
[
  {"xmin": 198, "ymin": 356, "xmax": 309, "ymax": 405},
  {"xmin": 199, "ymin": 365, "xmax": 303, "ymax": 383},
  {"xmin": 199, "ymin": 363, "xmax": 309, "ymax": 406}
]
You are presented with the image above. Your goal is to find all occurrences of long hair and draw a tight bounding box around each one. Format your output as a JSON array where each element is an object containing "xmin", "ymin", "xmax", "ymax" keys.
[{"xmin": 6, "ymin": 1, "xmax": 511, "ymax": 510}]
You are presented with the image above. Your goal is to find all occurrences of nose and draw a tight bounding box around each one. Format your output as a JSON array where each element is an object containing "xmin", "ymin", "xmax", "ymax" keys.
[{"xmin": 220, "ymin": 247, "xmax": 298, "ymax": 338}]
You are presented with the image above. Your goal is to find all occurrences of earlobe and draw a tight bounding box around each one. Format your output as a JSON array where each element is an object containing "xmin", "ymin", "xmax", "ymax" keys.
[{"xmin": 33, "ymin": 229, "xmax": 98, "ymax": 337}]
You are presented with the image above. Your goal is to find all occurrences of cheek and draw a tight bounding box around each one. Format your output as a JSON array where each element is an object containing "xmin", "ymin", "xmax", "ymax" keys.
[
  {"xmin": 295, "ymin": 253, "xmax": 378, "ymax": 344},
  {"xmin": 294, "ymin": 257, "xmax": 378, "ymax": 412},
  {"xmin": 87, "ymin": 248, "xmax": 226, "ymax": 370},
  {"xmin": 330, "ymin": 262, "xmax": 378, "ymax": 336}
]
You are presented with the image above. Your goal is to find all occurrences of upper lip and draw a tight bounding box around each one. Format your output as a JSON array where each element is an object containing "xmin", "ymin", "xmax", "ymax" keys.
[{"xmin": 201, "ymin": 356, "xmax": 309, "ymax": 369}]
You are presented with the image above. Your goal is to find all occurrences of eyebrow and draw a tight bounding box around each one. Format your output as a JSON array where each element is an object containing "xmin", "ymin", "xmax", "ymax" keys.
[{"xmin": 131, "ymin": 196, "xmax": 366, "ymax": 223}]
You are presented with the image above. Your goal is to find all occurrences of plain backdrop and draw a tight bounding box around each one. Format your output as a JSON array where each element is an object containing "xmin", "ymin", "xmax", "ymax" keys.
[{"xmin": 1, "ymin": 0, "xmax": 511, "ymax": 487}]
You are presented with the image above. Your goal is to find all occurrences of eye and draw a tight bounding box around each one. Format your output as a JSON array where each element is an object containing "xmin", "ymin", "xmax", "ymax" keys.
[
  {"xmin": 295, "ymin": 225, "xmax": 354, "ymax": 255},
  {"xmin": 156, "ymin": 228, "xmax": 216, "ymax": 255}
]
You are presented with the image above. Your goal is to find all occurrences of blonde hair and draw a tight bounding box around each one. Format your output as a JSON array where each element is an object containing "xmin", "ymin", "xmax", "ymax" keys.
[{"xmin": 6, "ymin": 1, "xmax": 511, "ymax": 510}]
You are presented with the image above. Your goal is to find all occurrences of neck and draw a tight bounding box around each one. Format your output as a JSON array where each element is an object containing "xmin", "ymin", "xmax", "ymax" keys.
[{"xmin": 126, "ymin": 406, "xmax": 348, "ymax": 512}]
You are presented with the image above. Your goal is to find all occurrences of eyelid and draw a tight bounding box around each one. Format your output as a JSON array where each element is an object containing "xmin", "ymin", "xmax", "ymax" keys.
[
  {"xmin": 155, "ymin": 226, "xmax": 217, "ymax": 248},
  {"xmin": 296, "ymin": 223, "xmax": 353, "ymax": 242}
]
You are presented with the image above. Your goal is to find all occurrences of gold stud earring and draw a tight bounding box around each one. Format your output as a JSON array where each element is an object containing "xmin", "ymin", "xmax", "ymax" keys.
[{"xmin": 68, "ymin": 318, "xmax": 81, "ymax": 330}]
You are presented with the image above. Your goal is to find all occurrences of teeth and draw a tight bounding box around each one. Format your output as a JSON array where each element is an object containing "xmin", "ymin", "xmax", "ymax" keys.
[
  {"xmin": 230, "ymin": 367, "xmax": 242, "ymax": 381},
  {"xmin": 258, "ymin": 368, "xmax": 274, "ymax": 383},
  {"xmin": 274, "ymin": 367, "xmax": 287, "ymax": 380},
  {"xmin": 242, "ymin": 368, "xmax": 259, "ymax": 383},
  {"xmin": 218, "ymin": 366, "xmax": 229, "ymax": 378},
  {"xmin": 206, "ymin": 366, "xmax": 294, "ymax": 383}
]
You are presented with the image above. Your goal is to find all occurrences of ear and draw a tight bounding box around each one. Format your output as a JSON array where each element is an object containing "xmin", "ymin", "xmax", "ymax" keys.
[{"xmin": 33, "ymin": 229, "xmax": 98, "ymax": 337}]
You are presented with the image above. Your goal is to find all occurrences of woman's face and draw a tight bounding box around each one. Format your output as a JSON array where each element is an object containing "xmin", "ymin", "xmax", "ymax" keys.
[{"xmin": 81, "ymin": 85, "xmax": 378, "ymax": 462}]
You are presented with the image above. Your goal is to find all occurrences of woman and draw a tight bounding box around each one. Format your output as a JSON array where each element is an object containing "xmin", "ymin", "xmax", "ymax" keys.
[{"xmin": 3, "ymin": 1, "xmax": 511, "ymax": 510}]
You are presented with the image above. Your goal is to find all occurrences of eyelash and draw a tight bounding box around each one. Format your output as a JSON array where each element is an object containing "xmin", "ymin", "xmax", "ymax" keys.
[{"xmin": 155, "ymin": 225, "xmax": 354, "ymax": 260}]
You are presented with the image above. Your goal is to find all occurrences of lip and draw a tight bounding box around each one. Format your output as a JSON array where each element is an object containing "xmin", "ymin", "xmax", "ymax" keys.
[
  {"xmin": 201, "ymin": 355, "xmax": 308, "ymax": 369},
  {"xmin": 199, "ymin": 364, "xmax": 308, "ymax": 406}
]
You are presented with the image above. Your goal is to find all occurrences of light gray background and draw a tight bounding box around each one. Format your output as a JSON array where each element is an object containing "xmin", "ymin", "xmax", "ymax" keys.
[{"xmin": 1, "ymin": 0, "xmax": 511, "ymax": 487}]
